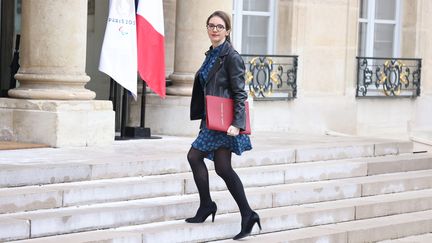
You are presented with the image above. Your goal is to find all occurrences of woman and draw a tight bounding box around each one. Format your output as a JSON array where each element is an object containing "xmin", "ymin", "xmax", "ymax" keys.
[{"xmin": 186, "ymin": 10, "xmax": 261, "ymax": 240}]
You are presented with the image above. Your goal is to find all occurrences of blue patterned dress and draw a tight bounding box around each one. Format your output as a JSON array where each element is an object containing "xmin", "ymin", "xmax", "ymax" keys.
[{"xmin": 191, "ymin": 43, "xmax": 252, "ymax": 161}]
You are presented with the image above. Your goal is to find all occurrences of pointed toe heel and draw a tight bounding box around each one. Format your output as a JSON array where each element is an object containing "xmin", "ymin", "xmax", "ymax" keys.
[
  {"xmin": 233, "ymin": 211, "xmax": 262, "ymax": 240},
  {"xmin": 185, "ymin": 201, "xmax": 217, "ymax": 223}
]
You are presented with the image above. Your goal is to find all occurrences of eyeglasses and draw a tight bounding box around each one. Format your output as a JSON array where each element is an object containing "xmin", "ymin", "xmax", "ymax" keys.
[{"xmin": 207, "ymin": 23, "xmax": 225, "ymax": 32}]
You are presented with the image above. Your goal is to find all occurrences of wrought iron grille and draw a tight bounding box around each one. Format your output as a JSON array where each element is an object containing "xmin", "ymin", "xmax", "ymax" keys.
[
  {"xmin": 241, "ymin": 54, "xmax": 298, "ymax": 100},
  {"xmin": 356, "ymin": 57, "xmax": 421, "ymax": 98}
]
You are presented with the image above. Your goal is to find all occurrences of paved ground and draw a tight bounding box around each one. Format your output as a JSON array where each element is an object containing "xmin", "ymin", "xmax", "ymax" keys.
[{"xmin": 0, "ymin": 132, "xmax": 407, "ymax": 166}]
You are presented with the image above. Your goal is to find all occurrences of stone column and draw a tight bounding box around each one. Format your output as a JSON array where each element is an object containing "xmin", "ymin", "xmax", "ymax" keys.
[
  {"xmin": 8, "ymin": 0, "xmax": 95, "ymax": 99},
  {"xmin": 166, "ymin": 0, "xmax": 232, "ymax": 96},
  {"xmin": 0, "ymin": 0, "xmax": 114, "ymax": 147}
]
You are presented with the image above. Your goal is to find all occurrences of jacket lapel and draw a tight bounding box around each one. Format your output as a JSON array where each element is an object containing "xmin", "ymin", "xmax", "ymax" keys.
[
  {"xmin": 205, "ymin": 42, "xmax": 231, "ymax": 86},
  {"xmin": 206, "ymin": 58, "xmax": 222, "ymax": 84}
]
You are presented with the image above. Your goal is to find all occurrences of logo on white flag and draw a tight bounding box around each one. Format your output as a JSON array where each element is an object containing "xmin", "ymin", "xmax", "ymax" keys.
[
  {"xmin": 118, "ymin": 26, "xmax": 128, "ymax": 35},
  {"xmin": 99, "ymin": 0, "xmax": 138, "ymax": 99}
]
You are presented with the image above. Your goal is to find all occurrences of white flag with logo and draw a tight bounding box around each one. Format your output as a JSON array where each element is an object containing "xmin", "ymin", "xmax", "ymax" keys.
[{"xmin": 99, "ymin": 0, "xmax": 137, "ymax": 99}]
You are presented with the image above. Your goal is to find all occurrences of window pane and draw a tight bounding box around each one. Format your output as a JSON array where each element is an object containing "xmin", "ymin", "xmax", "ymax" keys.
[
  {"xmin": 15, "ymin": 0, "xmax": 22, "ymax": 33},
  {"xmin": 243, "ymin": 0, "xmax": 270, "ymax": 12},
  {"xmin": 374, "ymin": 23, "xmax": 394, "ymax": 57},
  {"xmin": 375, "ymin": 0, "xmax": 395, "ymax": 20},
  {"xmin": 358, "ymin": 23, "xmax": 367, "ymax": 56},
  {"xmin": 241, "ymin": 15, "xmax": 269, "ymax": 54},
  {"xmin": 232, "ymin": 14, "xmax": 237, "ymax": 44},
  {"xmin": 360, "ymin": 0, "xmax": 368, "ymax": 18}
]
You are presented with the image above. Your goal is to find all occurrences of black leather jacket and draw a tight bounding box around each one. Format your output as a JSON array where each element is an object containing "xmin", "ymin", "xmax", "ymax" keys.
[{"xmin": 190, "ymin": 41, "xmax": 248, "ymax": 131}]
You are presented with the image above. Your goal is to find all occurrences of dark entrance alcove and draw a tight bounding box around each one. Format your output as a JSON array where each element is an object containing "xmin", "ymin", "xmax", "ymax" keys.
[{"xmin": 0, "ymin": 0, "xmax": 16, "ymax": 97}]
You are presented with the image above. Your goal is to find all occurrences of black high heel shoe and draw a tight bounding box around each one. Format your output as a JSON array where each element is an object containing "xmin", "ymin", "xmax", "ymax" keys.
[
  {"xmin": 233, "ymin": 211, "xmax": 262, "ymax": 240},
  {"xmin": 185, "ymin": 201, "xmax": 217, "ymax": 223}
]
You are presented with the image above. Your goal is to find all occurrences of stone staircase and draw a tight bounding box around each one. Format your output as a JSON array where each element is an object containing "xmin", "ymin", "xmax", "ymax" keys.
[{"xmin": 1, "ymin": 135, "xmax": 432, "ymax": 242}]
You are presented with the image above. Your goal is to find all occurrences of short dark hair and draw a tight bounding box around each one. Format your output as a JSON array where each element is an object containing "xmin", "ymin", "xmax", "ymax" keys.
[{"xmin": 206, "ymin": 10, "xmax": 232, "ymax": 42}]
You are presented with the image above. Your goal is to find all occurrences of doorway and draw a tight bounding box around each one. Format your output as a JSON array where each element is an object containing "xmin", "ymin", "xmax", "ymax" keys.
[{"xmin": 0, "ymin": 0, "xmax": 20, "ymax": 97}]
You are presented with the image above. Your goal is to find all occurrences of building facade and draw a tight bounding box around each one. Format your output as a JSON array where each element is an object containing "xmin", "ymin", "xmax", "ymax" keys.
[{"xmin": 0, "ymin": 0, "xmax": 431, "ymax": 147}]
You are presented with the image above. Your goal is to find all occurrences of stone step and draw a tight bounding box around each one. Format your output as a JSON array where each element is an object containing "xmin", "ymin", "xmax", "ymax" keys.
[
  {"xmin": 366, "ymin": 152, "xmax": 432, "ymax": 175},
  {"xmin": 0, "ymin": 140, "xmax": 412, "ymax": 188},
  {"xmin": 294, "ymin": 139, "xmax": 412, "ymax": 161},
  {"xmin": 0, "ymin": 154, "xmax": 432, "ymax": 213},
  {"xmin": 6, "ymin": 196, "xmax": 432, "ymax": 243},
  {"xmin": 378, "ymin": 233, "xmax": 432, "ymax": 243},
  {"xmin": 5, "ymin": 231, "xmax": 143, "ymax": 243},
  {"xmin": 2, "ymin": 183, "xmax": 432, "ymax": 241},
  {"xmin": 285, "ymin": 152, "xmax": 432, "ymax": 183},
  {"xmin": 339, "ymin": 168, "xmax": 432, "ymax": 197},
  {"xmin": 216, "ymin": 225, "xmax": 347, "ymax": 243},
  {"xmin": 215, "ymin": 210, "xmax": 432, "ymax": 243},
  {"xmin": 1, "ymin": 153, "xmax": 431, "ymax": 214}
]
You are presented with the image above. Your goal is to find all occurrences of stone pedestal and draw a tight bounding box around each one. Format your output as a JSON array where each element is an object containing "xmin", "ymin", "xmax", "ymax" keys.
[{"xmin": 0, "ymin": 98, "xmax": 114, "ymax": 147}]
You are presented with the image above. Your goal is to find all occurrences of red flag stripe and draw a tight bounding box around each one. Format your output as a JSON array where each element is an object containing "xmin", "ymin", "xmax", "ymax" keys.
[{"xmin": 136, "ymin": 14, "xmax": 166, "ymax": 98}]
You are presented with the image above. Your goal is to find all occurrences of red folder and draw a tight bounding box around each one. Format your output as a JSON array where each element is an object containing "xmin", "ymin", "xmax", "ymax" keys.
[{"xmin": 205, "ymin": 95, "xmax": 251, "ymax": 135}]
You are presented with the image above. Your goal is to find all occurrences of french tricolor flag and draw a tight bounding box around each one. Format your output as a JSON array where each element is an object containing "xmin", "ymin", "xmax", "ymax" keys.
[
  {"xmin": 136, "ymin": 0, "xmax": 166, "ymax": 98},
  {"xmin": 99, "ymin": 0, "xmax": 166, "ymax": 99}
]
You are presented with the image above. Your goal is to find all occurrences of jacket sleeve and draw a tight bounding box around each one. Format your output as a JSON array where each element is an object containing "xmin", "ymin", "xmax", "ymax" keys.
[{"xmin": 226, "ymin": 51, "xmax": 247, "ymax": 131}]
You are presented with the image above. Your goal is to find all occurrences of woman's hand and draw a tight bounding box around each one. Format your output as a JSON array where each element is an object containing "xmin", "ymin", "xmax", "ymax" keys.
[{"xmin": 227, "ymin": 125, "xmax": 240, "ymax": 136}]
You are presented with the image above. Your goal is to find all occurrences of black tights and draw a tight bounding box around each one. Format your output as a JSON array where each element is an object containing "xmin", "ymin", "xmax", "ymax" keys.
[{"xmin": 187, "ymin": 147, "xmax": 252, "ymax": 218}]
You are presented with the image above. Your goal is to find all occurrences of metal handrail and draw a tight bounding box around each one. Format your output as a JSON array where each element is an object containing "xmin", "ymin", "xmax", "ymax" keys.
[{"xmin": 356, "ymin": 56, "xmax": 421, "ymax": 98}]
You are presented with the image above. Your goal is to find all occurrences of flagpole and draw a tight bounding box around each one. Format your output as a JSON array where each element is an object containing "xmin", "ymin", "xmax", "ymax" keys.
[
  {"xmin": 140, "ymin": 82, "xmax": 146, "ymax": 127},
  {"xmin": 109, "ymin": 78, "xmax": 122, "ymax": 139},
  {"xmin": 109, "ymin": 78, "xmax": 117, "ymax": 112},
  {"xmin": 124, "ymin": 77, "xmax": 161, "ymax": 139},
  {"xmin": 120, "ymin": 87, "xmax": 128, "ymax": 139}
]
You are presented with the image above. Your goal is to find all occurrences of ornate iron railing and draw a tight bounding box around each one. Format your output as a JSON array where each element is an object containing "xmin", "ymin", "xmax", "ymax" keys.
[
  {"xmin": 356, "ymin": 57, "xmax": 421, "ymax": 97},
  {"xmin": 241, "ymin": 54, "xmax": 298, "ymax": 100}
]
